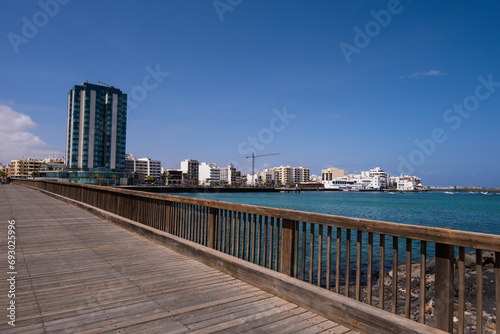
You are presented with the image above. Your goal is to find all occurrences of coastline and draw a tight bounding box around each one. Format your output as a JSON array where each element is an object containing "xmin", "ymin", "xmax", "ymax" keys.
[{"xmin": 119, "ymin": 185, "xmax": 500, "ymax": 194}]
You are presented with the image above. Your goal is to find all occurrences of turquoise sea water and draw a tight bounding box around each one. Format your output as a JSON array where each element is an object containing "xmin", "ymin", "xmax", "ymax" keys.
[
  {"xmin": 172, "ymin": 191, "xmax": 500, "ymax": 284},
  {"xmin": 173, "ymin": 191, "xmax": 500, "ymax": 235}
]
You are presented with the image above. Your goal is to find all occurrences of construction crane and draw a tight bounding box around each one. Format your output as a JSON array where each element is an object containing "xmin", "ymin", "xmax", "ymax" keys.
[{"xmin": 245, "ymin": 152, "xmax": 280, "ymax": 186}]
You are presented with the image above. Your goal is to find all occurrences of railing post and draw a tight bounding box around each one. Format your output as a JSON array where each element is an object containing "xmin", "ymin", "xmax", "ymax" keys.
[
  {"xmin": 165, "ymin": 201, "xmax": 172, "ymax": 233},
  {"xmin": 496, "ymin": 251, "xmax": 500, "ymax": 329},
  {"xmin": 208, "ymin": 207, "xmax": 218, "ymax": 249},
  {"xmin": 434, "ymin": 242, "xmax": 454, "ymax": 333},
  {"xmin": 280, "ymin": 219, "xmax": 296, "ymax": 276}
]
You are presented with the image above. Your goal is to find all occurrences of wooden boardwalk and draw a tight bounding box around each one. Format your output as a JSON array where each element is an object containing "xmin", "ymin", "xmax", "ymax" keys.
[{"xmin": 0, "ymin": 185, "xmax": 358, "ymax": 334}]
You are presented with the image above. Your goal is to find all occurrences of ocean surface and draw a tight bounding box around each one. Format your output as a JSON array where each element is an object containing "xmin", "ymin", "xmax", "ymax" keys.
[
  {"xmin": 171, "ymin": 190, "xmax": 500, "ymax": 283},
  {"xmin": 172, "ymin": 190, "xmax": 500, "ymax": 235}
]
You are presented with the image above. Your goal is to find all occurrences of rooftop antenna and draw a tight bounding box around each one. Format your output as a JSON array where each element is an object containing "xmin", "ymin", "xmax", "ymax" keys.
[
  {"xmin": 245, "ymin": 152, "xmax": 280, "ymax": 186},
  {"xmin": 98, "ymin": 81, "xmax": 114, "ymax": 88}
]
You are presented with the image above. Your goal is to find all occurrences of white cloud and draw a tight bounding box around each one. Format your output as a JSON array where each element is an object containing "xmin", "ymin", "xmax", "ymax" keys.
[
  {"xmin": 401, "ymin": 70, "xmax": 447, "ymax": 79},
  {"xmin": 0, "ymin": 105, "xmax": 63, "ymax": 163}
]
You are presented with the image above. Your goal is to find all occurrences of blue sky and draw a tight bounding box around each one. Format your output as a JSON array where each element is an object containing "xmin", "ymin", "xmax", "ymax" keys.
[{"xmin": 1, "ymin": 0, "xmax": 500, "ymax": 187}]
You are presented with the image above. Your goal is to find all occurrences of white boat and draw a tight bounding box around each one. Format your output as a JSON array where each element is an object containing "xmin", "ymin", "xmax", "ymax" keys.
[
  {"xmin": 443, "ymin": 191, "xmax": 454, "ymax": 194},
  {"xmin": 481, "ymin": 191, "xmax": 491, "ymax": 195}
]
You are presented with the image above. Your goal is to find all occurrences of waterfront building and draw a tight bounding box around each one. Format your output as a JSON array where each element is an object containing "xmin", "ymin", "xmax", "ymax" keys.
[
  {"xmin": 8, "ymin": 158, "xmax": 41, "ymax": 178},
  {"xmin": 219, "ymin": 163, "xmax": 243, "ymax": 186},
  {"xmin": 66, "ymin": 82, "xmax": 127, "ymax": 171},
  {"xmin": 57, "ymin": 82, "xmax": 131, "ymax": 184},
  {"xmin": 274, "ymin": 166, "xmax": 293, "ymax": 186},
  {"xmin": 8, "ymin": 157, "xmax": 64, "ymax": 178},
  {"xmin": 246, "ymin": 168, "xmax": 278, "ymax": 186},
  {"xmin": 367, "ymin": 167, "xmax": 389, "ymax": 189},
  {"xmin": 125, "ymin": 154, "xmax": 162, "ymax": 182},
  {"xmin": 38, "ymin": 158, "xmax": 66, "ymax": 178},
  {"xmin": 273, "ymin": 166, "xmax": 310, "ymax": 186},
  {"xmin": 293, "ymin": 167, "xmax": 310, "ymax": 184},
  {"xmin": 321, "ymin": 167, "xmax": 345, "ymax": 181},
  {"xmin": 163, "ymin": 169, "xmax": 183, "ymax": 185},
  {"xmin": 322, "ymin": 167, "xmax": 390, "ymax": 190},
  {"xmin": 390, "ymin": 174, "xmax": 422, "ymax": 191},
  {"xmin": 198, "ymin": 162, "xmax": 220, "ymax": 186},
  {"xmin": 180, "ymin": 159, "xmax": 199, "ymax": 184}
]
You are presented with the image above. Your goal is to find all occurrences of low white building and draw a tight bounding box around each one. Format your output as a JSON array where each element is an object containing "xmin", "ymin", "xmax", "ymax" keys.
[
  {"xmin": 390, "ymin": 175, "xmax": 422, "ymax": 191},
  {"xmin": 322, "ymin": 167, "xmax": 389, "ymax": 190},
  {"xmin": 219, "ymin": 164, "xmax": 237, "ymax": 185},
  {"xmin": 247, "ymin": 169, "xmax": 279, "ymax": 186},
  {"xmin": 198, "ymin": 162, "xmax": 220, "ymax": 186}
]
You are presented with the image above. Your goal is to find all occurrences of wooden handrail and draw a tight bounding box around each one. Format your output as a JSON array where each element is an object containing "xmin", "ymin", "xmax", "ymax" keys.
[
  {"xmin": 13, "ymin": 179, "xmax": 499, "ymax": 333},
  {"xmin": 17, "ymin": 179, "xmax": 500, "ymax": 251}
]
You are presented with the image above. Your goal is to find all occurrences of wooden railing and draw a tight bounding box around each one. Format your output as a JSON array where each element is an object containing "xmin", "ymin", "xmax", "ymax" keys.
[{"xmin": 15, "ymin": 180, "xmax": 499, "ymax": 333}]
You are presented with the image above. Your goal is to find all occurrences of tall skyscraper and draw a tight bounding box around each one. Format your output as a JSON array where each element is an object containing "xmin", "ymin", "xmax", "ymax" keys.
[{"xmin": 65, "ymin": 82, "xmax": 127, "ymax": 171}]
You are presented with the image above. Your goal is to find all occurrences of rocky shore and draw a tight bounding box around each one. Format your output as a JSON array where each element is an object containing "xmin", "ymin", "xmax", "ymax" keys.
[{"xmin": 339, "ymin": 251, "xmax": 497, "ymax": 333}]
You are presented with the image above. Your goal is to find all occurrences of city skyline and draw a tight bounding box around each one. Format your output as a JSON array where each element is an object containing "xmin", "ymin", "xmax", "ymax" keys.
[{"xmin": 1, "ymin": 1, "xmax": 500, "ymax": 187}]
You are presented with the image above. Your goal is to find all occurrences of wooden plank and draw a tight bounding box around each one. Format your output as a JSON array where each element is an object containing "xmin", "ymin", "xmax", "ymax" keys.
[
  {"xmin": 263, "ymin": 215, "xmax": 268, "ymax": 268},
  {"xmin": 302, "ymin": 222, "xmax": 307, "ymax": 281},
  {"xmin": 476, "ymin": 249, "xmax": 483, "ymax": 333},
  {"xmin": 294, "ymin": 219, "xmax": 299, "ymax": 278},
  {"xmin": 318, "ymin": 225, "xmax": 323, "ymax": 287},
  {"xmin": 345, "ymin": 229, "xmax": 351, "ymax": 298},
  {"xmin": 392, "ymin": 237, "xmax": 398, "ymax": 314},
  {"xmin": 213, "ymin": 305, "xmax": 304, "ymax": 334},
  {"xmin": 256, "ymin": 215, "xmax": 261, "ymax": 265},
  {"xmin": 275, "ymin": 217, "xmax": 280, "ymax": 272},
  {"xmin": 269, "ymin": 216, "xmax": 275, "ymax": 270},
  {"xmin": 326, "ymin": 226, "xmax": 332, "ymax": 291},
  {"xmin": 367, "ymin": 232, "xmax": 373, "ymax": 305},
  {"xmin": 420, "ymin": 241, "xmax": 427, "ymax": 324},
  {"xmin": 405, "ymin": 238, "xmax": 412, "ymax": 319},
  {"xmin": 336, "ymin": 228, "xmax": 341, "ymax": 294},
  {"xmin": 180, "ymin": 296, "xmax": 289, "ymax": 330},
  {"xmin": 497, "ymin": 252, "xmax": 500, "ymax": 334},
  {"xmin": 310, "ymin": 223, "xmax": 315, "ymax": 284},
  {"xmin": 356, "ymin": 231, "xmax": 362, "ymax": 301},
  {"xmin": 458, "ymin": 247, "xmax": 465, "ymax": 334}
]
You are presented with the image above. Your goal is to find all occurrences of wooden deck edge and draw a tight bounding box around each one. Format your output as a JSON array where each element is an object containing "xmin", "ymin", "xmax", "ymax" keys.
[{"xmin": 30, "ymin": 186, "xmax": 446, "ymax": 334}]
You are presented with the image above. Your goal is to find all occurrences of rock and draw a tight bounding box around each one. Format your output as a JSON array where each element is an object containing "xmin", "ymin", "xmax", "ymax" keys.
[
  {"xmin": 456, "ymin": 251, "xmax": 496, "ymax": 268},
  {"xmin": 426, "ymin": 257, "xmax": 435, "ymax": 274},
  {"xmin": 483, "ymin": 251, "xmax": 495, "ymax": 265},
  {"xmin": 462, "ymin": 252, "xmax": 477, "ymax": 268}
]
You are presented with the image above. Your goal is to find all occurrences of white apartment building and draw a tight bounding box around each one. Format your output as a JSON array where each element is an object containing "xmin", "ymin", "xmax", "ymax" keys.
[
  {"xmin": 247, "ymin": 168, "xmax": 279, "ymax": 186},
  {"xmin": 180, "ymin": 159, "xmax": 199, "ymax": 183},
  {"xmin": 125, "ymin": 155, "xmax": 162, "ymax": 180},
  {"xmin": 390, "ymin": 175, "xmax": 422, "ymax": 191},
  {"xmin": 220, "ymin": 164, "xmax": 241, "ymax": 185},
  {"xmin": 198, "ymin": 162, "xmax": 220, "ymax": 186},
  {"xmin": 272, "ymin": 166, "xmax": 310, "ymax": 186}
]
